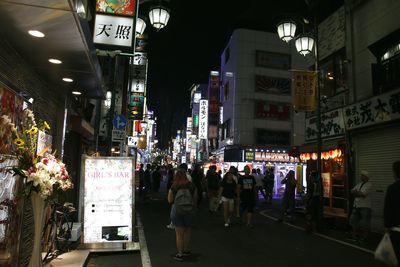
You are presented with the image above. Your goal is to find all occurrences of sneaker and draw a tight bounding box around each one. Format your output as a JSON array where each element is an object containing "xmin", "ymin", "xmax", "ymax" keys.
[
  {"xmin": 224, "ymin": 223, "xmax": 229, "ymax": 227},
  {"xmin": 173, "ymin": 254, "xmax": 184, "ymax": 261},
  {"xmin": 166, "ymin": 223, "xmax": 175, "ymax": 229},
  {"xmin": 182, "ymin": 251, "xmax": 191, "ymax": 256}
]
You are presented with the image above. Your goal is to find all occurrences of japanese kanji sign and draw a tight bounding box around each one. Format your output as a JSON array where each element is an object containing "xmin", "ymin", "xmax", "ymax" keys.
[
  {"xmin": 93, "ymin": 14, "xmax": 133, "ymax": 47},
  {"xmin": 305, "ymin": 108, "xmax": 345, "ymax": 141},
  {"xmin": 292, "ymin": 70, "xmax": 317, "ymax": 112},
  {"xmin": 343, "ymin": 88, "xmax": 400, "ymax": 130},
  {"xmin": 198, "ymin": 100, "xmax": 208, "ymax": 139}
]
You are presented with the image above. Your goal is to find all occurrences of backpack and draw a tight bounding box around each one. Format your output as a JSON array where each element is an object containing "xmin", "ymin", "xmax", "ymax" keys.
[{"xmin": 174, "ymin": 187, "xmax": 194, "ymax": 215}]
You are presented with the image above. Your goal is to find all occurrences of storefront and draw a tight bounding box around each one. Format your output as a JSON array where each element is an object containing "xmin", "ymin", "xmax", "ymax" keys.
[
  {"xmin": 299, "ymin": 144, "xmax": 347, "ymax": 218},
  {"xmin": 344, "ymin": 88, "xmax": 400, "ymax": 231},
  {"xmin": 215, "ymin": 146, "xmax": 305, "ymax": 198}
]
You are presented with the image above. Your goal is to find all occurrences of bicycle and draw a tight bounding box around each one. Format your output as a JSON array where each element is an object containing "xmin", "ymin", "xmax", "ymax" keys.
[{"xmin": 42, "ymin": 201, "xmax": 76, "ymax": 264}]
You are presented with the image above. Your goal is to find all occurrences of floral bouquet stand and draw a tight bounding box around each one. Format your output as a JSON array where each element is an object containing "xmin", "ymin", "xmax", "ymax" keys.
[{"xmin": 0, "ymin": 111, "xmax": 73, "ymax": 267}]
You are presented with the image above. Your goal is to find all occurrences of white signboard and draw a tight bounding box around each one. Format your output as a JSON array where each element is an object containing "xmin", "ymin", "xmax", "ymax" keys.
[
  {"xmin": 83, "ymin": 157, "xmax": 134, "ymax": 244},
  {"xmin": 305, "ymin": 108, "xmax": 345, "ymax": 141},
  {"xmin": 37, "ymin": 130, "xmax": 52, "ymax": 156},
  {"xmin": 93, "ymin": 14, "xmax": 134, "ymax": 47},
  {"xmin": 199, "ymin": 100, "xmax": 208, "ymax": 139},
  {"xmin": 130, "ymin": 78, "xmax": 145, "ymax": 93},
  {"xmin": 112, "ymin": 129, "xmax": 125, "ymax": 142},
  {"xmin": 127, "ymin": 136, "xmax": 138, "ymax": 147},
  {"xmin": 133, "ymin": 52, "xmax": 147, "ymax": 65},
  {"xmin": 343, "ymin": 88, "xmax": 400, "ymax": 130}
]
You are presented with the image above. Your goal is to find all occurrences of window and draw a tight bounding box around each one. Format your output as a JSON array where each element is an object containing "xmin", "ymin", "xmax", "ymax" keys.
[
  {"xmin": 223, "ymin": 81, "xmax": 229, "ymax": 101},
  {"xmin": 318, "ymin": 49, "xmax": 348, "ymax": 98}
]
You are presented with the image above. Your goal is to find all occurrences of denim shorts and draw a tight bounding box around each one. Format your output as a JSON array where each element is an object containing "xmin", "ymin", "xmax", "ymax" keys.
[
  {"xmin": 170, "ymin": 204, "xmax": 194, "ymax": 228},
  {"xmin": 349, "ymin": 207, "xmax": 371, "ymax": 229}
]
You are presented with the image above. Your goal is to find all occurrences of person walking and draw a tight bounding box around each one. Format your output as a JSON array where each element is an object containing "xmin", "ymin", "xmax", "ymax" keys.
[
  {"xmin": 191, "ymin": 164, "xmax": 205, "ymax": 208},
  {"xmin": 152, "ymin": 166, "xmax": 161, "ymax": 193},
  {"xmin": 263, "ymin": 168, "xmax": 275, "ymax": 204},
  {"xmin": 218, "ymin": 172, "xmax": 237, "ymax": 227},
  {"xmin": 305, "ymin": 170, "xmax": 322, "ymax": 232},
  {"xmin": 254, "ymin": 168, "xmax": 266, "ymax": 202},
  {"xmin": 168, "ymin": 169, "xmax": 197, "ymax": 262},
  {"xmin": 237, "ymin": 165, "xmax": 256, "ymax": 228},
  {"xmin": 206, "ymin": 165, "xmax": 220, "ymax": 214},
  {"xmin": 349, "ymin": 170, "xmax": 372, "ymax": 242},
  {"xmin": 278, "ymin": 170, "xmax": 296, "ymax": 222},
  {"xmin": 228, "ymin": 166, "xmax": 241, "ymax": 218},
  {"xmin": 383, "ymin": 160, "xmax": 400, "ymax": 265}
]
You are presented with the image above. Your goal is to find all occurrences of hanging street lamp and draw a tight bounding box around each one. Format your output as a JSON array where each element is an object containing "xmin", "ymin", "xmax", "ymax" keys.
[
  {"xmin": 277, "ymin": 20, "xmax": 297, "ymax": 42},
  {"xmin": 148, "ymin": 5, "xmax": 170, "ymax": 30},
  {"xmin": 295, "ymin": 34, "xmax": 315, "ymax": 56},
  {"xmin": 135, "ymin": 16, "xmax": 147, "ymax": 35}
]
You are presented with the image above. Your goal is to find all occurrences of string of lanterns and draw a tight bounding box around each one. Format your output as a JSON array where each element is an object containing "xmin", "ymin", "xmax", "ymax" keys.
[{"xmin": 299, "ymin": 148, "xmax": 342, "ymax": 161}]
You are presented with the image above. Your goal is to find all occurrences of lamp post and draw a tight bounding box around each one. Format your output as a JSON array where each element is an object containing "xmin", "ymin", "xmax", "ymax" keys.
[{"xmin": 276, "ymin": 15, "xmax": 324, "ymax": 231}]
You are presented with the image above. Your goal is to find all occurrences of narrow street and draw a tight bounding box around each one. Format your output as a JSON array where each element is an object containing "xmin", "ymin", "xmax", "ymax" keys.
[{"xmin": 133, "ymin": 182, "xmax": 386, "ymax": 267}]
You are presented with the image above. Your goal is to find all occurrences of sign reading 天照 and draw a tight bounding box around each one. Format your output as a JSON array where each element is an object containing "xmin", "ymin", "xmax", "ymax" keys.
[
  {"xmin": 93, "ymin": 14, "xmax": 134, "ymax": 47},
  {"xmin": 199, "ymin": 100, "xmax": 208, "ymax": 139},
  {"xmin": 83, "ymin": 157, "xmax": 134, "ymax": 244}
]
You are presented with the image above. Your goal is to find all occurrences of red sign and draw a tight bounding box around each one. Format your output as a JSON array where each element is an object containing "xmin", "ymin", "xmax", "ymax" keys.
[{"xmin": 255, "ymin": 101, "xmax": 290, "ymax": 120}]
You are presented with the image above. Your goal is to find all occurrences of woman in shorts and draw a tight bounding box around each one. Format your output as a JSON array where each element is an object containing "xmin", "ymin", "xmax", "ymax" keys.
[{"xmin": 218, "ymin": 172, "xmax": 237, "ymax": 227}]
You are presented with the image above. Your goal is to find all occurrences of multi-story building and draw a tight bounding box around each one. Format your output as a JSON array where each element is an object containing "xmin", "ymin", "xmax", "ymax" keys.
[{"xmin": 215, "ymin": 28, "xmax": 308, "ymax": 194}]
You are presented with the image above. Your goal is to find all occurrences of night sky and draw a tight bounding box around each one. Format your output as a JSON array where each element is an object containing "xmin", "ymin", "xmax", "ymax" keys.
[{"xmin": 143, "ymin": 0, "xmax": 343, "ymax": 149}]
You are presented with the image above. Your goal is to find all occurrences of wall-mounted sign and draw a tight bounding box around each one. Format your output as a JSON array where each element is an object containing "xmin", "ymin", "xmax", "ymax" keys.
[
  {"xmin": 133, "ymin": 52, "xmax": 147, "ymax": 65},
  {"xmin": 83, "ymin": 157, "xmax": 134, "ymax": 244},
  {"xmin": 254, "ymin": 151, "xmax": 299, "ymax": 163},
  {"xmin": 112, "ymin": 129, "xmax": 125, "ymax": 142},
  {"xmin": 186, "ymin": 117, "xmax": 192, "ymax": 132},
  {"xmin": 193, "ymin": 93, "xmax": 201, "ymax": 103},
  {"xmin": 128, "ymin": 94, "xmax": 144, "ymax": 120},
  {"xmin": 255, "ymin": 101, "xmax": 291, "ymax": 121},
  {"xmin": 127, "ymin": 136, "xmax": 138, "ymax": 147},
  {"xmin": 343, "ymin": 88, "xmax": 400, "ymax": 130},
  {"xmin": 255, "ymin": 50, "xmax": 291, "ymax": 70},
  {"xmin": 199, "ymin": 100, "xmax": 208, "ymax": 139},
  {"xmin": 96, "ymin": 0, "xmax": 136, "ymax": 16},
  {"xmin": 93, "ymin": 14, "xmax": 134, "ymax": 47},
  {"xmin": 255, "ymin": 75, "xmax": 291, "ymax": 95},
  {"xmin": 130, "ymin": 78, "xmax": 145, "ymax": 93},
  {"xmin": 293, "ymin": 70, "xmax": 317, "ymax": 112},
  {"xmin": 306, "ymin": 108, "xmax": 345, "ymax": 141},
  {"xmin": 37, "ymin": 130, "xmax": 52, "ymax": 156},
  {"xmin": 245, "ymin": 151, "xmax": 255, "ymax": 161}
]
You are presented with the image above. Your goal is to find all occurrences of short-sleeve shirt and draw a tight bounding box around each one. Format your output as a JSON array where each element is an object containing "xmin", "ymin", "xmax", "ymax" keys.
[
  {"xmin": 220, "ymin": 179, "xmax": 237, "ymax": 199},
  {"xmin": 352, "ymin": 181, "xmax": 372, "ymax": 208},
  {"xmin": 238, "ymin": 175, "xmax": 256, "ymax": 202}
]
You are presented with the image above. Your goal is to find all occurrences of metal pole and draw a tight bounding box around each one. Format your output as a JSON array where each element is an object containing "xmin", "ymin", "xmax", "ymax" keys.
[{"xmin": 314, "ymin": 15, "xmax": 324, "ymax": 232}]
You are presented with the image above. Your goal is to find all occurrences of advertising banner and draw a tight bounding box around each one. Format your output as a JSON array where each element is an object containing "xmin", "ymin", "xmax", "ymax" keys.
[
  {"xmin": 292, "ymin": 70, "xmax": 317, "ymax": 112},
  {"xmin": 199, "ymin": 100, "xmax": 208, "ymax": 139},
  {"xmin": 96, "ymin": 0, "xmax": 136, "ymax": 16},
  {"xmin": 305, "ymin": 108, "xmax": 345, "ymax": 141},
  {"xmin": 255, "ymin": 75, "xmax": 291, "ymax": 95},
  {"xmin": 82, "ymin": 157, "xmax": 134, "ymax": 245}
]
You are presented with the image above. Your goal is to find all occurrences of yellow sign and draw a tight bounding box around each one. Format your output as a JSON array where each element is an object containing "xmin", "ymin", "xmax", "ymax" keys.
[{"xmin": 292, "ymin": 70, "xmax": 317, "ymax": 112}]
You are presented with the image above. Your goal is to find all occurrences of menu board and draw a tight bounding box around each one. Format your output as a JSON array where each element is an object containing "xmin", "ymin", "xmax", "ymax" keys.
[{"xmin": 83, "ymin": 157, "xmax": 134, "ymax": 244}]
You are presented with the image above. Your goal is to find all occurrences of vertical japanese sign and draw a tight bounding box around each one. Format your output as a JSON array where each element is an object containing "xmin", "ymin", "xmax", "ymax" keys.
[
  {"xmin": 186, "ymin": 117, "xmax": 192, "ymax": 132},
  {"xmin": 199, "ymin": 100, "xmax": 208, "ymax": 139},
  {"xmin": 292, "ymin": 70, "xmax": 317, "ymax": 112},
  {"xmin": 128, "ymin": 94, "xmax": 144, "ymax": 120}
]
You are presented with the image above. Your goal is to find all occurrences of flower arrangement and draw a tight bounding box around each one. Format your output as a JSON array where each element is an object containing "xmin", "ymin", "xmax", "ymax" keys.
[{"xmin": 0, "ymin": 109, "xmax": 73, "ymax": 199}]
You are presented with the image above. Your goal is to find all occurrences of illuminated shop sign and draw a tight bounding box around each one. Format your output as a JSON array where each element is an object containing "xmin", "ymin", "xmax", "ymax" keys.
[
  {"xmin": 93, "ymin": 14, "xmax": 134, "ymax": 47},
  {"xmin": 83, "ymin": 157, "xmax": 134, "ymax": 244},
  {"xmin": 128, "ymin": 94, "xmax": 144, "ymax": 120},
  {"xmin": 199, "ymin": 100, "xmax": 208, "ymax": 139},
  {"xmin": 245, "ymin": 150, "xmax": 299, "ymax": 163},
  {"xmin": 306, "ymin": 108, "xmax": 345, "ymax": 141},
  {"xmin": 96, "ymin": 0, "xmax": 136, "ymax": 15},
  {"xmin": 186, "ymin": 117, "xmax": 192, "ymax": 132}
]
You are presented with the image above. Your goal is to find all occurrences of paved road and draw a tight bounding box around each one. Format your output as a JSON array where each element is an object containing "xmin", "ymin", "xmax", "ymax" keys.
[{"xmin": 137, "ymin": 195, "xmax": 386, "ymax": 267}]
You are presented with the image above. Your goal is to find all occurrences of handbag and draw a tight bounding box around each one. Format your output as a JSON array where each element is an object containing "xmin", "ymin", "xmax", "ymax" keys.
[{"xmin": 374, "ymin": 232, "xmax": 398, "ymax": 266}]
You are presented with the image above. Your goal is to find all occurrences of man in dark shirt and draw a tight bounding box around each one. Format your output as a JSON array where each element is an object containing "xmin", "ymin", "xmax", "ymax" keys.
[
  {"xmin": 237, "ymin": 165, "xmax": 256, "ymax": 228},
  {"xmin": 384, "ymin": 160, "xmax": 400, "ymax": 265}
]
